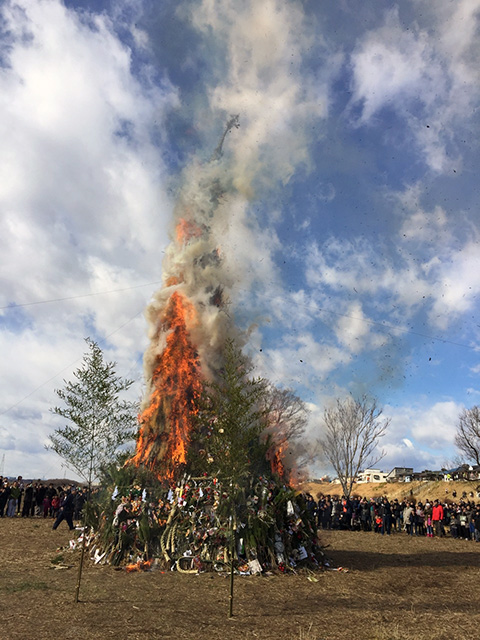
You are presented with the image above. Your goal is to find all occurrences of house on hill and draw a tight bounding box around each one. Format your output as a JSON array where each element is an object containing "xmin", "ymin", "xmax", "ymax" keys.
[
  {"xmin": 356, "ymin": 468, "xmax": 389, "ymax": 483},
  {"xmin": 386, "ymin": 467, "xmax": 414, "ymax": 482}
]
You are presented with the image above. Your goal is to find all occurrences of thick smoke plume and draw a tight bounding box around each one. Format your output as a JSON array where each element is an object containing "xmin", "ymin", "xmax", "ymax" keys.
[
  {"xmin": 131, "ymin": 0, "xmax": 327, "ymax": 479},
  {"xmin": 131, "ymin": 120, "xmax": 250, "ymax": 478}
]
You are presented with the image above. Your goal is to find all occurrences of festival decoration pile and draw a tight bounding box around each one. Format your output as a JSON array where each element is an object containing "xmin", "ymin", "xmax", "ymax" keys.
[{"xmin": 88, "ymin": 473, "xmax": 325, "ymax": 574}]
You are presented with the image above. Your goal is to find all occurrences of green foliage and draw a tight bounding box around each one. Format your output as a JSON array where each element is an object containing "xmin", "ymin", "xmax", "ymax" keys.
[
  {"xmin": 48, "ymin": 338, "xmax": 138, "ymax": 483},
  {"xmin": 191, "ymin": 339, "xmax": 270, "ymax": 485}
]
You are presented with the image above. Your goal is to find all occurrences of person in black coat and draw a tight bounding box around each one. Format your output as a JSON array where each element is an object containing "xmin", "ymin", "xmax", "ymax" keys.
[
  {"xmin": 0, "ymin": 481, "xmax": 10, "ymax": 517},
  {"xmin": 52, "ymin": 488, "xmax": 76, "ymax": 531},
  {"xmin": 22, "ymin": 483, "xmax": 34, "ymax": 517}
]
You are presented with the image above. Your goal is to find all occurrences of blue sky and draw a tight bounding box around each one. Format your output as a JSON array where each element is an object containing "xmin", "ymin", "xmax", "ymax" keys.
[{"xmin": 1, "ymin": 0, "xmax": 479, "ymax": 480}]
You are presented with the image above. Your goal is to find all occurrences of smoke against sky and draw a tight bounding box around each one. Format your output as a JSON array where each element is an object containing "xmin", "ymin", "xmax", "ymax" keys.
[{"xmin": 1, "ymin": 0, "xmax": 480, "ymax": 479}]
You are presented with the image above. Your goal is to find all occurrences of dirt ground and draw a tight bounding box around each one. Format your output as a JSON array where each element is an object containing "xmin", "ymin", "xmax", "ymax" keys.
[{"xmin": 1, "ymin": 512, "xmax": 479, "ymax": 640}]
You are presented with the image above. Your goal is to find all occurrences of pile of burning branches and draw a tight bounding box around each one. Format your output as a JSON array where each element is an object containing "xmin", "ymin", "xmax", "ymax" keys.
[{"xmin": 86, "ymin": 473, "xmax": 326, "ymax": 575}]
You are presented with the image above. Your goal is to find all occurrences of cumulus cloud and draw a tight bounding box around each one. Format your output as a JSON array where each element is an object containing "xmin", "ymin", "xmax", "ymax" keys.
[
  {"xmin": 385, "ymin": 400, "xmax": 462, "ymax": 453},
  {"xmin": 0, "ymin": 0, "xmax": 177, "ymax": 477},
  {"xmin": 349, "ymin": 4, "xmax": 480, "ymax": 173}
]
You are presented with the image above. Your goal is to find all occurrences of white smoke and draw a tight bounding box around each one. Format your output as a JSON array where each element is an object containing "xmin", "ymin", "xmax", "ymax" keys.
[{"xmin": 141, "ymin": 0, "xmax": 332, "ymax": 403}]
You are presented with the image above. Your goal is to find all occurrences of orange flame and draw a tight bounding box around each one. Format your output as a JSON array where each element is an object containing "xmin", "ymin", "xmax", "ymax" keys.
[
  {"xmin": 129, "ymin": 290, "xmax": 202, "ymax": 480},
  {"xmin": 176, "ymin": 218, "xmax": 203, "ymax": 244},
  {"xmin": 125, "ymin": 558, "xmax": 153, "ymax": 572},
  {"xmin": 267, "ymin": 440, "xmax": 288, "ymax": 481}
]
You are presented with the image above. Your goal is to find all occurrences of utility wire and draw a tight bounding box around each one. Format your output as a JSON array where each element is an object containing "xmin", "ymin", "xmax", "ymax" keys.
[
  {"xmin": 1, "ymin": 275, "xmax": 474, "ymax": 350},
  {"xmin": 0, "ymin": 280, "xmax": 163, "ymax": 311},
  {"xmin": 236, "ymin": 285, "xmax": 476, "ymax": 351},
  {"xmin": 0, "ymin": 309, "xmax": 145, "ymax": 418}
]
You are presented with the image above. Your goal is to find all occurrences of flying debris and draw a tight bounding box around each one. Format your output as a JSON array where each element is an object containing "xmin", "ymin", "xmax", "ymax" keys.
[{"xmin": 210, "ymin": 114, "xmax": 240, "ymax": 161}]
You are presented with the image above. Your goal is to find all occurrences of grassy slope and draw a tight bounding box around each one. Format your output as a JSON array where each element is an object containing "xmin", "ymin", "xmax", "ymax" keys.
[{"xmin": 301, "ymin": 479, "xmax": 480, "ymax": 502}]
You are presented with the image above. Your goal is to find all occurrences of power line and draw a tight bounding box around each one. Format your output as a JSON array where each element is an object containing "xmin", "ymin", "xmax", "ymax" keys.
[
  {"xmin": 0, "ymin": 309, "xmax": 145, "ymax": 418},
  {"xmin": 1, "ymin": 276, "xmax": 475, "ymax": 351},
  {"xmin": 237, "ymin": 285, "xmax": 477, "ymax": 351},
  {"xmin": 0, "ymin": 280, "xmax": 163, "ymax": 311}
]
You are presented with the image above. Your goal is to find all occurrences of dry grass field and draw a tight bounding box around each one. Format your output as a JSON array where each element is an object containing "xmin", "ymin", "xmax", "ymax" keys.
[{"xmin": 1, "ymin": 496, "xmax": 479, "ymax": 640}]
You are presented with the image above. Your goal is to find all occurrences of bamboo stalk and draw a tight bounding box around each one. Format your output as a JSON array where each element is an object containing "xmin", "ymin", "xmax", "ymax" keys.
[
  {"xmin": 228, "ymin": 527, "xmax": 235, "ymax": 619},
  {"xmin": 74, "ymin": 526, "xmax": 87, "ymax": 603}
]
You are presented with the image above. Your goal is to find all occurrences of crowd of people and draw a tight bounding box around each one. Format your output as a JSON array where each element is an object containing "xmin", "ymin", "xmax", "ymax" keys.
[
  {"xmin": 3, "ymin": 474, "xmax": 480, "ymax": 543},
  {"xmin": 0, "ymin": 476, "xmax": 87, "ymax": 530},
  {"xmin": 308, "ymin": 492, "xmax": 480, "ymax": 541}
]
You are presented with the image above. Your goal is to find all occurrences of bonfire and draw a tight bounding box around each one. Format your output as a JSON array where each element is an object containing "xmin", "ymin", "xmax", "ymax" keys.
[{"xmin": 87, "ymin": 119, "xmax": 324, "ymax": 575}]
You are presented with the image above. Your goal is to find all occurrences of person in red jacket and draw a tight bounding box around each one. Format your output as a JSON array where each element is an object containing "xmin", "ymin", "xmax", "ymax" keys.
[{"xmin": 432, "ymin": 499, "xmax": 444, "ymax": 537}]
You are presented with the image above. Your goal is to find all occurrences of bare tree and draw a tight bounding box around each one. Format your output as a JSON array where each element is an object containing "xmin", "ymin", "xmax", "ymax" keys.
[
  {"xmin": 320, "ymin": 395, "xmax": 389, "ymax": 499},
  {"xmin": 263, "ymin": 384, "xmax": 308, "ymax": 442},
  {"xmin": 261, "ymin": 384, "xmax": 312, "ymax": 480},
  {"xmin": 455, "ymin": 406, "xmax": 480, "ymax": 466}
]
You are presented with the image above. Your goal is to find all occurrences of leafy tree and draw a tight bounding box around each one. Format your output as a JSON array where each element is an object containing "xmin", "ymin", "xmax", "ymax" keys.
[
  {"xmin": 320, "ymin": 395, "xmax": 389, "ymax": 499},
  {"xmin": 192, "ymin": 339, "xmax": 270, "ymax": 485},
  {"xmin": 48, "ymin": 338, "xmax": 138, "ymax": 483},
  {"xmin": 455, "ymin": 406, "xmax": 480, "ymax": 466}
]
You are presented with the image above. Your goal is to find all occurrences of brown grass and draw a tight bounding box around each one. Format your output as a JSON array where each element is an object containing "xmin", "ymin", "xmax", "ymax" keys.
[
  {"xmin": 1, "ymin": 514, "xmax": 479, "ymax": 640},
  {"xmin": 302, "ymin": 479, "xmax": 480, "ymax": 503}
]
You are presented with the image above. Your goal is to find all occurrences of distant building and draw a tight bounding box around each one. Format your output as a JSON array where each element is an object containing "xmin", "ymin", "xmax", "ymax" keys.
[
  {"xmin": 356, "ymin": 468, "xmax": 389, "ymax": 483},
  {"xmin": 386, "ymin": 467, "xmax": 414, "ymax": 482}
]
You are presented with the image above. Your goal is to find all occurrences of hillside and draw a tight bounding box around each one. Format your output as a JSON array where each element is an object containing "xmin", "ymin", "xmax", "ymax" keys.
[{"xmin": 301, "ymin": 479, "xmax": 480, "ymax": 503}]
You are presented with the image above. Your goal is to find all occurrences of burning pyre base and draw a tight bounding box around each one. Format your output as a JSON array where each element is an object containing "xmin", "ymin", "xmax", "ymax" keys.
[{"xmin": 87, "ymin": 475, "xmax": 326, "ymax": 575}]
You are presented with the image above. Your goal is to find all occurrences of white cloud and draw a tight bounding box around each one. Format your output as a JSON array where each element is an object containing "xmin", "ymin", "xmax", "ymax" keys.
[
  {"xmin": 0, "ymin": 0, "xmax": 177, "ymax": 477},
  {"xmin": 387, "ymin": 400, "xmax": 462, "ymax": 451},
  {"xmin": 334, "ymin": 301, "xmax": 371, "ymax": 354},
  {"xmin": 253, "ymin": 331, "xmax": 351, "ymax": 392},
  {"xmin": 0, "ymin": 0, "xmax": 177, "ymax": 304},
  {"xmin": 426, "ymin": 241, "xmax": 480, "ymax": 330},
  {"xmin": 349, "ymin": 4, "xmax": 480, "ymax": 173}
]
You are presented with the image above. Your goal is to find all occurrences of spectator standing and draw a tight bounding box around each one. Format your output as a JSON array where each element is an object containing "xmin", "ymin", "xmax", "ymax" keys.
[
  {"xmin": 382, "ymin": 498, "xmax": 392, "ymax": 535},
  {"xmin": 459, "ymin": 507, "xmax": 469, "ymax": 540},
  {"xmin": 16, "ymin": 476, "xmax": 24, "ymax": 514},
  {"xmin": 403, "ymin": 503, "xmax": 413, "ymax": 535},
  {"xmin": 51, "ymin": 494, "xmax": 60, "ymax": 519},
  {"xmin": 322, "ymin": 496, "xmax": 332, "ymax": 529},
  {"xmin": 449, "ymin": 510, "xmax": 459, "ymax": 538},
  {"xmin": 432, "ymin": 499, "xmax": 444, "ymax": 537},
  {"xmin": 43, "ymin": 493, "xmax": 51, "ymax": 518},
  {"xmin": 0, "ymin": 481, "xmax": 10, "ymax": 517},
  {"xmin": 74, "ymin": 488, "xmax": 86, "ymax": 521},
  {"xmin": 21, "ymin": 483, "xmax": 34, "ymax": 517},
  {"xmin": 473, "ymin": 508, "xmax": 480, "ymax": 542},
  {"xmin": 416, "ymin": 503, "xmax": 425, "ymax": 536},
  {"xmin": 34, "ymin": 483, "xmax": 46, "ymax": 516},
  {"xmin": 7, "ymin": 481, "xmax": 20, "ymax": 517},
  {"xmin": 46, "ymin": 483, "xmax": 57, "ymax": 516}
]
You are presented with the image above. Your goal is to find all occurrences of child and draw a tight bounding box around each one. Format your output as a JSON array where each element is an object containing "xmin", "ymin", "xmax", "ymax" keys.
[
  {"xmin": 43, "ymin": 494, "xmax": 51, "ymax": 518},
  {"xmin": 51, "ymin": 495, "xmax": 60, "ymax": 518},
  {"xmin": 426, "ymin": 512, "xmax": 433, "ymax": 537}
]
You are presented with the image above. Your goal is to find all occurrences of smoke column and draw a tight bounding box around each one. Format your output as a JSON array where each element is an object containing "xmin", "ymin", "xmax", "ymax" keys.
[
  {"xmin": 131, "ymin": 0, "xmax": 326, "ymax": 479},
  {"xmin": 131, "ymin": 119, "xmax": 245, "ymax": 478}
]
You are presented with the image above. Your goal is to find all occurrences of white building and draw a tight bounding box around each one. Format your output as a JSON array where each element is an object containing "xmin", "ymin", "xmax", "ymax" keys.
[{"xmin": 356, "ymin": 468, "xmax": 389, "ymax": 483}]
